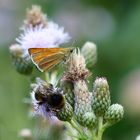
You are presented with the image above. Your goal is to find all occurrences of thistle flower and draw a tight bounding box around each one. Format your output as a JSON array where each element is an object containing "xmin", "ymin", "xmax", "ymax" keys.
[
  {"xmin": 16, "ymin": 22, "xmax": 70, "ymax": 55},
  {"xmin": 24, "ymin": 5, "xmax": 47, "ymax": 27},
  {"xmin": 16, "ymin": 5, "xmax": 71, "ymax": 55}
]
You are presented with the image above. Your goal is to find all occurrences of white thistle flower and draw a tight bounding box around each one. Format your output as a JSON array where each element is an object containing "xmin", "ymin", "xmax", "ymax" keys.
[{"xmin": 16, "ymin": 21, "xmax": 71, "ymax": 54}]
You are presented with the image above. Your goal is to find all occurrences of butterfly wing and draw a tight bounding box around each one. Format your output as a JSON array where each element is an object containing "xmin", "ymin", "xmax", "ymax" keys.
[{"xmin": 28, "ymin": 48, "xmax": 71, "ymax": 72}]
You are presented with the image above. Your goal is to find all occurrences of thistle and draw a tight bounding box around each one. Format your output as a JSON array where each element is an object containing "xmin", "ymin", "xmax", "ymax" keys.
[
  {"xmin": 81, "ymin": 41, "xmax": 97, "ymax": 67},
  {"xmin": 61, "ymin": 80, "xmax": 75, "ymax": 108},
  {"xmin": 9, "ymin": 44, "xmax": 33, "ymax": 75},
  {"xmin": 92, "ymin": 77, "xmax": 111, "ymax": 116},
  {"xmin": 10, "ymin": 5, "xmax": 125, "ymax": 140},
  {"xmin": 63, "ymin": 49, "xmax": 96, "ymax": 127},
  {"xmin": 56, "ymin": 101, "xmax": 73, "ymax": 122},
  {"xmin": 24, "ymin": 5, "xmax": 47, "ymax": 28},
  {"xmin": 104, "ymin": 104, "xmax": 124, "ymax": 125}
]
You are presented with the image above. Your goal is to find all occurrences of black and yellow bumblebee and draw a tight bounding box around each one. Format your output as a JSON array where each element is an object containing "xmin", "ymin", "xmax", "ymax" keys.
[{"xmin": 34, "ymin": 82, "xmax": 65, "ymax": 112}]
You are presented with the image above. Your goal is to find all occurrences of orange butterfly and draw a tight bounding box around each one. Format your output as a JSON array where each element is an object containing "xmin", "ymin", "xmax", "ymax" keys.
[{"xmin": 28, "ymin": 48, "xmax": 73, "ymax": 72}]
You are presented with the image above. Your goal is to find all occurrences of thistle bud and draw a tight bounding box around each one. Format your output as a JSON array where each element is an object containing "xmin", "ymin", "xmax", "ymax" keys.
[
  {"xmin": 65, "ymin": 92, "xmax": 75, "ymax": 109},
  {"xmin": 105, "ymin": 104, "xmax": 124, "ymax": 125},
  {"xmin": 24, "ymin": 5, "xmax": 47, "ymax": 27},
  {"xmin": 9, "ymin": 44, "xmax": 23, "ymax": 57},
  {"xmin": 61, "ymin": 80, "xmax": 75, "ymax": 108},
  {"xmin": 74, "ymin": 80, "xmax": 96, "ymax": 127},
  {"xmin": 92, "ymin": 77, "xmax": 111, "ymax": 116},
  {"xmin": 81, "ymin": 42, "xmax": 97, "ymax": 67},
  {"xmin": 63, "ymin": 49, "xmax": 89, "ymax": 82},
  {"xmin": 9, "ymin": 44, "xmax": 33, "ymax": 75},
  {"xmin": 82, "ymin": 112, "xmax": 96, "ymax": 128},
  {"xmin": 56, "ymin": 101, "xmax": 73, "ymax": 122}
]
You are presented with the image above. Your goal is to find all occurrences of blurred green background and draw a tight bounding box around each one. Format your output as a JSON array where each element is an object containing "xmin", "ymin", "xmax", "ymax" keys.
[{"xmin": 1, "ymin": 0, "xmax": 140, "ymax": 139}]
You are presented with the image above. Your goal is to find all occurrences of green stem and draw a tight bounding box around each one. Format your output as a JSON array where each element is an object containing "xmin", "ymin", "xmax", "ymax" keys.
[
  {"xmin": 45, "ymin": 72, "xmax": 49, "ymax": 81},
  {"xmin": 93, "ymin": 117, "xmax": 104, "ymax": 140},
  {"xmin": 91, "ymin": 119, "xmax": 111, "ymax": 140},
  {"xmin": 70, "ymin": 120, "xmax": 88, "ymax": 140},
  {"xmin": 70, "ymin": 120, "xmax": 83, "ymax": 135},
  {"xmin": 102, "ymin": 122, "xmax": 111, "ymax": 131}
]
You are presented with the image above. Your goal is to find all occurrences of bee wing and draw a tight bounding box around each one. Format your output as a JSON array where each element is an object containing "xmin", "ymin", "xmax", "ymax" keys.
[{"xmin": 28, "ymin": 48, "xmax": 67, "ymax": 72}]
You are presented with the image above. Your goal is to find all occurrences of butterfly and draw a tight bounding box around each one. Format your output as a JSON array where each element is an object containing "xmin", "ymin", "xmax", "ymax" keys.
[{"xmin": 28, "ymin": 47, "xmax": 73, "ymax": 72}]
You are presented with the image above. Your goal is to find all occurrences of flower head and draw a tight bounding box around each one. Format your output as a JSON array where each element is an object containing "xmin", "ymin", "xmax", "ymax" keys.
[
  {"xmin": 62, "ymin": 49, "xmax": 89, "ymax": 82},
  {"xmin": 16, "ymin": 22, "xmax": 70, "ymax": 54},
  {"xmin": 24, "ymin": 5, "xmax": 47, "ymax": 27}
]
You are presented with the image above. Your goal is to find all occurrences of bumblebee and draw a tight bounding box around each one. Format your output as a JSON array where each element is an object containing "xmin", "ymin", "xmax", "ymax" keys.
[{"xmin": 34, "ymin": 83, "xmax": 65, "ymax": 111}]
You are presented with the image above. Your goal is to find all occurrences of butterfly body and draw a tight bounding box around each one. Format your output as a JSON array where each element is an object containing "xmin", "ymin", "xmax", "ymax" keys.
[{"xmin": 28, "ymin": 47, "xmax": 73, "ymax": 72}]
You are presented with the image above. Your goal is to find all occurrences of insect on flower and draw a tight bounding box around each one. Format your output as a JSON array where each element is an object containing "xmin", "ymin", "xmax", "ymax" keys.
[
  {"xmin": 34, "ymin": 82, "xmax": 65, "ymax": 111},
  {"xmin": 28, "ymin": 47, "xmax": 73, "ymax": 72}
]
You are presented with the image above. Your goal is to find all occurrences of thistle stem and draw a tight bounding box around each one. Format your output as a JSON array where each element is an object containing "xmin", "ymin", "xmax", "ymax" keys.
[
  {"xmin": 93, "ymin": 117, "xmax": 104, "ymax": 140},
  {"xmin": 70, "ymin": 120, "xmax": 83, "ymax": 135},
  {"xmin": 69, "ymin": 120, "xmax": 88, "ymax": 140},
  {"xmin": 45, "ymin": 72, "xmax": 49, "ymax": 81},
  {"xmin": 102, "ymin": 122, "xmax": 111, "ymax": 130}
]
